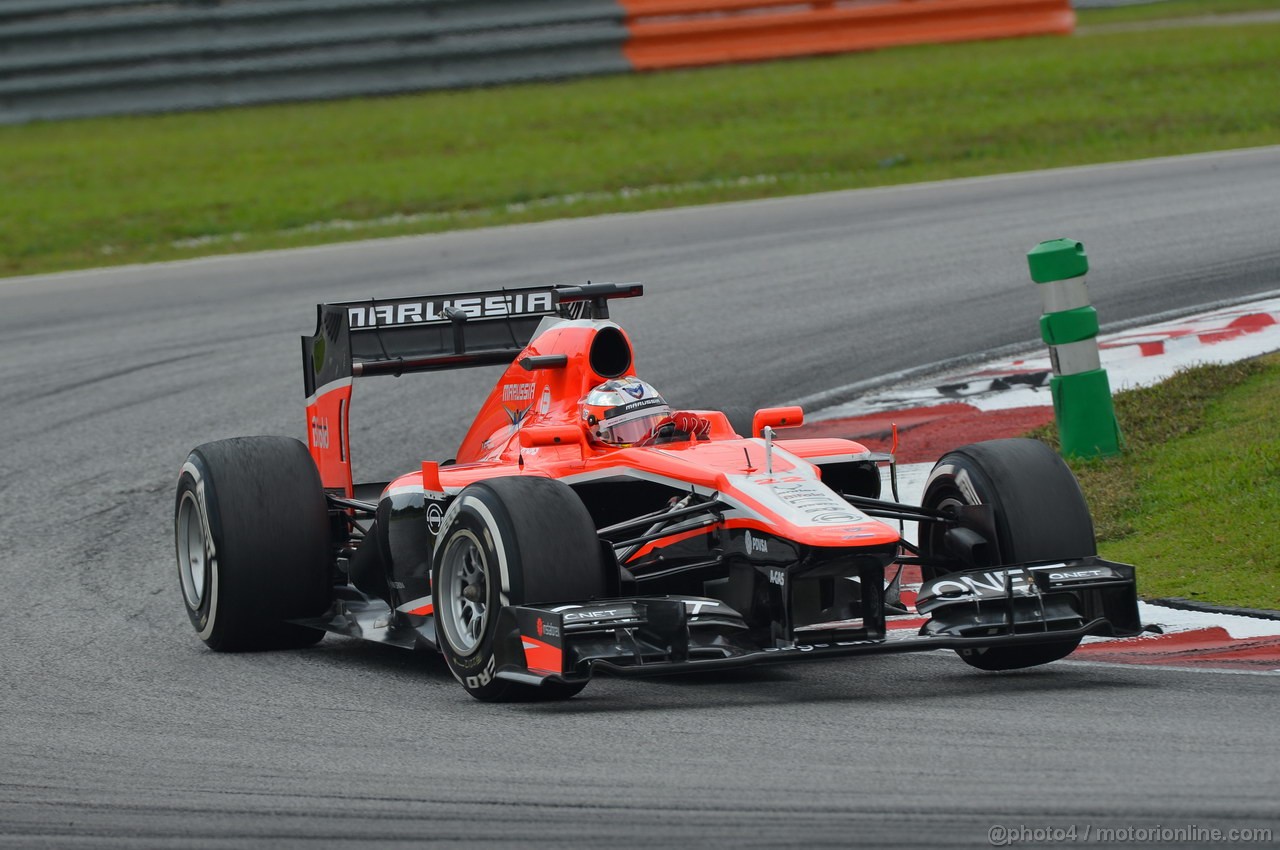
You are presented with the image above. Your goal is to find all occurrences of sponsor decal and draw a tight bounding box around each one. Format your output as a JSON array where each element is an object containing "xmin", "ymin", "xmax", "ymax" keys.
[
  {"xmin": 744, "ymin": 530, "xmax": 769, "ymax": 555},
  {"xmin": 769, "ymin": 568, "xmax": 786, "ymax": 587},
  {"xmin": 603, "ymin": 397, "xmax": 667, "ymax": 419},
  {"xmin": 425, "ymin": 503, "xmax": 444, "ymax": 535},
  {"xmin": 925, "ymin": 570, "xmax": 1033, "ymax": 600},
  {"xmin": 309, "ymin": 415, "xmax": 330, "ymax": 449},
  {"xmin": 538, "ymin": 386, "xmax": 551, "ymax": 415},
  {"xmin": 622, "ymin": 383, "xmax": 646, "ymax": 399},
  {"xmin": 504, "ymin": 405, "xmax": 531, "ymax": 431},
  {"xmin": 536, "ymin": 617, "xmax": 561, "ymax": 638},
  {"xmin": 1046, "ymin": 568, "xmax": 1113, "ymax": 582},
  {"xmin": 502, "ymin": 382, "xmax": 536, "ymax": 402},
  {"xmin": 554, "ymin": 599, "xmax": 721, "ymax": 622},
  {"xmin": 347, "ymin": 290, "xmax": 555, "ymax": 330},
  {"xmin": 682, "ymin": 599, "xmax": 721, "ymax": 616},
  {"xmin": 768, "ymin": 481, "xmax": 862, "ymax": 525},
  {"xmin": 563, "ymin": 609, "xmax": 620, "ymax": 622}
]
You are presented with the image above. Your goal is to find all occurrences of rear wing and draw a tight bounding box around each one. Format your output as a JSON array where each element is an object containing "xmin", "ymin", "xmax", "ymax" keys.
[
  {"xmin": 303, "ymin": 282, "xmax": 642, "ymax": 395},
  {"xmin": 302, "ymin": 282, "xmax": 642, "ymax": 493}
]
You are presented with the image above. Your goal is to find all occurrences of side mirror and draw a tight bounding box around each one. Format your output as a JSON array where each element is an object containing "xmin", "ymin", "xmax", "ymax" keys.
[
  {"xmin": 751, "ymin": 406, "xmax": 804, "ymax": 438},
  {"xmin": 519, "ymin": 425, "xmax": 585, "ymax": 448}
]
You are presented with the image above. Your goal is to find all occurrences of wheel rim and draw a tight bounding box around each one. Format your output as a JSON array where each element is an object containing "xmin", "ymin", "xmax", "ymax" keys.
[
  {"xmin": 177, "ymin": 492, "xmax": 208, "ymax": 608},
  {"xmin": 438, "ymin": 530, "xmax": 489, "ymax": 654}
]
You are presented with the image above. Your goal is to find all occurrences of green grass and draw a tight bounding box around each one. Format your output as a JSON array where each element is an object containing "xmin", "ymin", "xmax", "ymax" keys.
[
  {"xmin": 2, "ymin": 12, "xmax": 1279, "ymax": 277},
  {"xmin": 1077, "ymin": 0, "xmax": 1280, "ymax": 26},
  {"xmin": 1030, "ymin": 354, "xmax": 1280, "ymax": 609}
]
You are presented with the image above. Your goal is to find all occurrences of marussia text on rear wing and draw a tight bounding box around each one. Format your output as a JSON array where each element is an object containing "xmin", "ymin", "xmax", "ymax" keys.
[{"xmin": 301, "ymin": 282, "xmax": 642, "ymax": 494}]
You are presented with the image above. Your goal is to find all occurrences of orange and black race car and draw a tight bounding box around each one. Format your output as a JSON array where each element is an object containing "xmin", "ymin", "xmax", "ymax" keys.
[{"xmin": 175, "ymin": 283, "xmax": 1145, "ymax": 700}]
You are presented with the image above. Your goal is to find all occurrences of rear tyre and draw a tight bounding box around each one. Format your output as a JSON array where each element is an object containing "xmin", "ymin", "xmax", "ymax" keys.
[
  {"xmin": 432, "ymin": 476, "xmax": 606, "ymax": 701},
  {"xmin": 920, "ymin": 438, "xmax": 1094, "ymax": 671},
  {"xmin": 175, "ymin": 436, "xmax": 332, "ymax": 651}
]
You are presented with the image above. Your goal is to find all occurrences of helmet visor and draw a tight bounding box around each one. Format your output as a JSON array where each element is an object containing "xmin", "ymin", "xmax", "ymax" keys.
[{"xmin": 604, "ymin": 413, "xmax": 668, "ymax": 446}]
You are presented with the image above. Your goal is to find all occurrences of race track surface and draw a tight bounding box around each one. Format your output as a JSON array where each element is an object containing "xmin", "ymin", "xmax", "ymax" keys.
[{"xmin": 2, "ymin": 147, "xmax": 1278, "ymax": 847}]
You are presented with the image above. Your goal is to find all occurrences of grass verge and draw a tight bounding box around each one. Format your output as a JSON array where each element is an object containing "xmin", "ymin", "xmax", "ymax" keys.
[
  {"xmin": 1029, "ymin": 353, "xmax": 1280, "ymax": 609},
  {"xmin": 2, "ymin": 8, "xmax": 1279, "ymax": 277},
  {"xmin": 1077, "ymin": 0, "xmax": 1280, "ymax": 26}
]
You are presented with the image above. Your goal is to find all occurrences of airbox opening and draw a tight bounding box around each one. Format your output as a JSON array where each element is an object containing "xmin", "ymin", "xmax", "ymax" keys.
[{"xmin": 589, "ymin": 326, "xmax": 632, "ymax": 379}]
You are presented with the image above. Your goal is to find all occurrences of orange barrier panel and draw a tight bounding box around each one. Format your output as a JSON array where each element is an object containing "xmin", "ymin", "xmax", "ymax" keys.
[{"xmin": 621, "ymin": 0, "xmax": 1074, "ymax": 70}]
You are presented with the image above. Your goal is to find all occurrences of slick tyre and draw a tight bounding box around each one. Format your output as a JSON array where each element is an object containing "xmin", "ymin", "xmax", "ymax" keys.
[
  {"xmin": 175, "ymin": 436, "xmax": 332, "ymax": 651},
  {"xmin": 920, "ymin": 438, "xmax": 1094, "ymax": 671},
  {"xmin": 431, "ymin": 476, "xmax": 606, "ymax": 702}
]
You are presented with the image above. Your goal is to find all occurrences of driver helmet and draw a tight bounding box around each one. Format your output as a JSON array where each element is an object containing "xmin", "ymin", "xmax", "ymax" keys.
[{"xmin": 580, "ymin": 377, "xmax": 672, "ymax": 446}]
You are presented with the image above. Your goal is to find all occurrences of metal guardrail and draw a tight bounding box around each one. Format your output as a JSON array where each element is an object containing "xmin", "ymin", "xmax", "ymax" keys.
[
  {"xmin": 0, "ymin": 0, "xmax": 630, "ymax": 123},
  {"xmin": 0, "ymin": 0, "xmax": 1085, "ymax": 124}
]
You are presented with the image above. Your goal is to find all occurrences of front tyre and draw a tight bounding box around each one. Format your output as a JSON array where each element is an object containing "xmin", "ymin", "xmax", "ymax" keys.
[
  {"xmin": 920, "ymin": 438, "xmax": 1095, "ymax": 671},
  {"xmin": 432, "ymin": 476, "xmax": 606, "ymax": 701},
  {"xmin": 175, "ymin": 436, "xmax": 332, "ymax": 651}
]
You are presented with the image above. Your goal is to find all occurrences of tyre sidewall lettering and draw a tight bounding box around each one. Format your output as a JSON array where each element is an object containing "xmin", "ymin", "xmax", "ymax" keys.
[
  {"xmin": 924, "ymin": 461, "xmax": 986, "ymax": 508},
  {"xmin": 463, "ymin": 655, "xmax": 497, "ymax": 690}
]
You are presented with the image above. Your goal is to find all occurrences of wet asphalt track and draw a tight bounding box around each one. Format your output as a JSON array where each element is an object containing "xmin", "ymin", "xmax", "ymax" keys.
[{"xmin": 2, "ymin": 148, "xmax": 1279, "ymax": 848}]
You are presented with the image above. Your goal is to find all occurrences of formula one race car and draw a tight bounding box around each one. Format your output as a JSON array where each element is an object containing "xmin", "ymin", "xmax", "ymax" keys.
[{"xmin": 175, "ymin": 282, "xmax": 1144, "ymax": 700}]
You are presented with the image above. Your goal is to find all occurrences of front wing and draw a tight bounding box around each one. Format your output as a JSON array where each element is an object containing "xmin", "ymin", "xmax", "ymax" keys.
[{"xmin": 490, "ymin": 557, "xmax": 1144, "ymax": 687}]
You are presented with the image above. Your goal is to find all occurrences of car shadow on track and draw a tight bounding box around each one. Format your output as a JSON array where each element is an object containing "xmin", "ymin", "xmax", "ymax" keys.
[
  {"xmin": 305, "ymin": 635, "xmax": 454, "ymax": 676},
  {"xmin": 303, "ymin": 640, "xmax": 1163, "ymax": 713},
  {"xmin": 535, "ymin": 658, "xmax": 1158, "ymax": 714},
  {"xmin": 284, "ymin": 630, "xmax": 1175, "ymax": 715}
]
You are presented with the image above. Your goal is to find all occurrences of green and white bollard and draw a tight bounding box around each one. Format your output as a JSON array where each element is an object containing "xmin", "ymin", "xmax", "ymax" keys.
[{"xmin": 1026, "ymin": 238, "xmax": 1122, "ymax": 459}]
